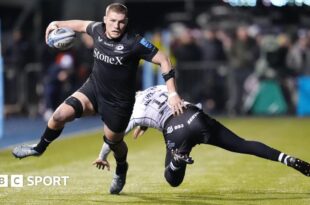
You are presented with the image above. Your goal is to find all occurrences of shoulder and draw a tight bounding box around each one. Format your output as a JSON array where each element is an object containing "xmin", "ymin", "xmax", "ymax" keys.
[
  {"xmin": 86, "ymin": 22, "xmax": 104, "ymax": 36},
  {"xmin": 120, "ymin": 29, "xmax": 143, "ymax": 45}
]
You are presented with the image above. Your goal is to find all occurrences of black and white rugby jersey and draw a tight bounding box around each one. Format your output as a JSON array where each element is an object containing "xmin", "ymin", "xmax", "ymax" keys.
[{"xmin": 86, "ymin": 22, "xmax": 158, "ymax": 106}]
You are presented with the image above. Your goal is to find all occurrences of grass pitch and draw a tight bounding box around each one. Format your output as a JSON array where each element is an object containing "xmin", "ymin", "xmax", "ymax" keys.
[{"xmin": 1, "ymin": 117, "xmax": 310, "ymax": 205}]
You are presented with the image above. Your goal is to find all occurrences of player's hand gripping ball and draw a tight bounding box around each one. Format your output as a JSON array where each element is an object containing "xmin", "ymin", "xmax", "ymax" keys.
[{"xmin": 47, "ymin": 27, "xmax": 76, "ymax": 50}]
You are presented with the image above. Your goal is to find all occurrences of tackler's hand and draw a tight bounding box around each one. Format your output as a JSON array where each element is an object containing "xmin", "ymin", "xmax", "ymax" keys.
[
  {"xmin": 133, "ymin": 126, "xmax": 148, "ymax": 139},
  {"xmin": 168, "ymin": 92, "xmax": 186, "ymax": 116},
  {"xmin": 92, "ymin": 158, "xmax": 110, "ymax": 171}
]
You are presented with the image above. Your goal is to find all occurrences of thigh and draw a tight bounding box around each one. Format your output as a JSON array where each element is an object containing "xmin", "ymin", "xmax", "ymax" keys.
[
  {"xmin": 78, "ymin": 78, "xmax": 98, "ymax": 115},
  {"xmin": 163, "ymin": 106, "xmax": 205, "ymax": 153},
  {"xmin": 71, "ymin": 91, "xmax": 96, "ymax": 116},
  {"xmin": 101, "ymin": 102, "xmax": 133, "ymax": 134},
  {"xmin": 163, "ymin": 119, "xmax": 193, "ymax": 154},
  {"xmin": 207, "ymin": 118, "xmax": 246, "ymax": 150}
]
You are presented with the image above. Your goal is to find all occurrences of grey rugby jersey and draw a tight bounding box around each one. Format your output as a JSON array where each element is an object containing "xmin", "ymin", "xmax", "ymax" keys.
[
  {"xmin": 98, "ymin": 85, "xmax": 199, "ymax": 160},
  {"xmin": 125, "ymin": 85, "xmax": 175, "ymax": 133}
]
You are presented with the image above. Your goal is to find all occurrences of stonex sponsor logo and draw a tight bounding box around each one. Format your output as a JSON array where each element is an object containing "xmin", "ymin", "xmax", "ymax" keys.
[
  {"xmin": 93, "ymin": 48, "xmax": 123, "ymax": 65},
  {"xmin": 0, "ymin": 175, "xmax": 69, "ymax": 187}
]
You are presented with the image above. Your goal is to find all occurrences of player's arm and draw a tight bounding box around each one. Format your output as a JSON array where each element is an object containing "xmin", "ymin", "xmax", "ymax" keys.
[
  {"xmin": 93, "ymin": 119, "xmax": 144, "ymax": 170},
  {"xmin": 45, "ymin": 20, "xmax": 92, "ymax": 43},
  {"xmin": 93, "ymin": 120, "xmax": 135, "ymax": 171},
  {"xmin": 93, "ymin": 118, "xmax": 136, "ymax": 170},
  {"xmin": 92, "ymin": 143, "xmax": 111, "ymax": 171},
  {"xmin": 124, "ymin": 119, "xmax": 149, "ymax": 139},
  {"xmin": 133, "ymin": 126, "xmax": 148, "ymax": 139},
  {"xmin": 124, "ymin": 118, "xmax": 137, "ymax": 135},
  {"xmin": 151, "ymin": 51, "xmax": 185, "ymax": 115}
]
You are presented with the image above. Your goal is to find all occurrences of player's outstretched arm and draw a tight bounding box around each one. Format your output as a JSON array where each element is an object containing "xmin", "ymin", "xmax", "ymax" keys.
[
  {"xmin": 92, "ymin": 158, "xmax": 110, "ymax": 171},
  {"xmin": 93, "ymin": 143, "xmax": 111, "ymax": 171},
  {"xmin": 45, "ymin": 20, "xmax": 92, "ymax": 43},
  {"xmin": 151, "ymin": 51, "xmax": 185, "ymax": 115}
]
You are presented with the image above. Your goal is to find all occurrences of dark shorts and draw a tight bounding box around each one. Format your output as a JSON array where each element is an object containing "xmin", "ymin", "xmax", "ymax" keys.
[
  {"xmin": 78, "ymin": 78, "xmax": 133, "ymax": 133},
  {"xmin": 163, "ymin": 106, "xmax": 214, "ymax": 154}
]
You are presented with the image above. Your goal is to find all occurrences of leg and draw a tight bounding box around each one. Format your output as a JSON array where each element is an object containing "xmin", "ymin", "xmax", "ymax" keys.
[
  {"xmin": 207, "ymin": 119, "xmax": 310, "ymax": 176},
  {"xmin": 104, "ymin": 125, "xmax": 128, "ymax": 194},
  {"xmin": 36, "ymin": 92, "xmax": 94, "ymax": 152},
  {"xmin": 104, "ymin": 127, "xmax": 128, "ymax": 169},
  {"xmin": 12, "ymin": 91, "xmax": 95, "ymax": 159},
  {"xmin": 207, "ymin": 120, "xmax": 281, "ymax": 161},
  {"xmin": 164, "ymin": 148, "xmax": 187, "ymax": 187},
  {"xmin": 97, "ymin": 100, "xmax": 133, "ymax": 194},
  {"xmin": 162, "ymin": 107, "xmax": 202, "ymax": 187}
]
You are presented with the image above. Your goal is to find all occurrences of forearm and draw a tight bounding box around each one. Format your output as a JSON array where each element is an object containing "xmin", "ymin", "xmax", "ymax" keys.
[
  {"xmin": 49, "ymin": 20, "xmax": 92, "ymax": 33},
  {"xmin": 160, "ymin": 60, "xmax": 177, "ymax": 93},
  {"xmin": 152, "ymin": 51, "xmax": 177, "ymax": 93},
  {"xmin": 158, "ymin": 54, "xmax": 172, "ymax": 73},
  {"xmin": 124, "ymin": 119, "xmax": 135, "ymax": 135},
  {"xmin": 98, "ymin": 143, "xmax": 111, "ymax": 160},
  {"xmin": 165, "ymin": 77, "xmax": 177, "ymax": 93}
]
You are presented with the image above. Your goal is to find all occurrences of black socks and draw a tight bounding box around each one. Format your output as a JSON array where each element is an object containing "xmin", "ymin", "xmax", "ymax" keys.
[
  {"xmin": 34, "ymin": 127, "xmax": 63, "ymax": 153},
  {"xmin": 116, "ymin": 161, "xmax": 128, "ymax": 175}
]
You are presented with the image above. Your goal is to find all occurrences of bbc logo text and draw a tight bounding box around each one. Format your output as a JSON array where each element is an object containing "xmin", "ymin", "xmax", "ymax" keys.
[{"xmin": 0, "ymin": 175, "xmax": 69, "ymax": 187}]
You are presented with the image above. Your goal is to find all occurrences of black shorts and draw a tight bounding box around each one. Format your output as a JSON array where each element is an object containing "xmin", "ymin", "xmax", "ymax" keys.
[
  {"xmin": 78, "ymin": 78, "xmax": 134, "ymax": 133},
  {"xmin": 163, "ymin": 106, "xmax": 212, "ymax": 154}
]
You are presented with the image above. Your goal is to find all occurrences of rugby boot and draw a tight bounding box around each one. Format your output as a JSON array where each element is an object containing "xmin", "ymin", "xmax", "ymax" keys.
[
  {"xmin": 12, "ymin": 144, "xmax": 42, "ymax": 159},
  {"xmin": 287, "ymin": 157, "xmax": 310, "ymax": 177},
  {"xmin": 110, "ymin": 162, "xmax": 128, "ymax": 194}
]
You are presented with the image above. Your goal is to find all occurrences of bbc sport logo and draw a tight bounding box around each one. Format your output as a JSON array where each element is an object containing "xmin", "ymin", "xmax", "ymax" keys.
[{"xmin": 0, "ymin": 175, "xmax": 69, "ymax": 188}]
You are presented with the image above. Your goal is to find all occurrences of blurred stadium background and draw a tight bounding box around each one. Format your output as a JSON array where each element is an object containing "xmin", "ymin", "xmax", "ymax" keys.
[
  {"xmin": 1, "ymin": 0, "xmax": 310, "ymax": 121},
  {"xmin": 0, "ymin": 0, "xmax": 309, "ymax": 142},
  {"xmin": 0, "ymin": 0, "xmax": 310, "ymax": 204}
]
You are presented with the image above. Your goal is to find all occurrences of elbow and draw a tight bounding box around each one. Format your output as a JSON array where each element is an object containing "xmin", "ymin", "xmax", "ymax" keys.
[{"xmin": 153, "ymin": 52, "xmax": 171, "ymax": 71}]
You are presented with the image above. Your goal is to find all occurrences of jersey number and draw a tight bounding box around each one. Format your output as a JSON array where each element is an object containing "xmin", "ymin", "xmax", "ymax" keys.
[{"xmin": 152, "ymin": 93, "xmax": 168, "ymax": 111}]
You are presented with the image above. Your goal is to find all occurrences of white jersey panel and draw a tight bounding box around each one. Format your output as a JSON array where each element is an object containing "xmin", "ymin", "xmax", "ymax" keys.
[{"xmin": 125, "ymin": 85, "xmax": 173, "ymax": 134}]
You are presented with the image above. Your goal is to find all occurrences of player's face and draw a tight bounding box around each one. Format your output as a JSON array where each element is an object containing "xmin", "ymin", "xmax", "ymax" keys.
[{"xmin": 104, "ymin": 11, "xmax": 127, "ymax": 39}]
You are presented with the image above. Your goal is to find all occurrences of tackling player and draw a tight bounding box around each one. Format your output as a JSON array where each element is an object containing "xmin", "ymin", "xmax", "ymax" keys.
[
  {"xmin": 12, "ymin": 3, "xmax": 184, "ymax": 194},
  {"xmin": 93, "ymin": 85, "xmax": 310, "ymax": 189}
]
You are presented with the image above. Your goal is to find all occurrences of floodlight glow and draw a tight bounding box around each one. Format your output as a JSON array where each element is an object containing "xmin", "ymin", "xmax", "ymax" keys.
[{"xmin": 270, "ymin": 0, "xmax": 289, "ymax": 6}]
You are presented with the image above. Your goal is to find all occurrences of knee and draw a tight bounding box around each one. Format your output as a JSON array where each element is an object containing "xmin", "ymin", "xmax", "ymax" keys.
[
  {"xmin": 52, "ymin": 108, "xmax": 74, "ymax": 124},
  {"xmin": 104, "ymin": 135, "xmax": 127, "ymax": 162},
  {"xmin": 165, "ymin": 174, "xmax": 183, "ymax": 187},
  {"xmin": 104, "ymin": 136, "xmax": 127, "ymax": 152},
  {"xmin": 164, "ymin": 168, "xmax": 184, "ymax": 187},
  {"xmin": 64, "ymin": 96, "xmax": 84, "ymax": 118},
  {"xmin": 104, "ymin": 126, "xmax": 125, "ymax": 143}
]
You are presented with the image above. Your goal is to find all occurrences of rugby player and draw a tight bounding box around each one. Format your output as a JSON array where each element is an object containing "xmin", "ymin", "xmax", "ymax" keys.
[
  {"xmin": 93, "ymin": 85, "xmax": 310, "ymax": 189},
  {"xmin": 12, "ymin": 3, "xmax": 184, "ymax": 194}
]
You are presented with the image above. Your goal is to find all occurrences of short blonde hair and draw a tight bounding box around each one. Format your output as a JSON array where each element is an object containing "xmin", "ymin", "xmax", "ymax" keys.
[{"xmin": 105, "ymin": 3, "xmax": 128, "ymax": 16}]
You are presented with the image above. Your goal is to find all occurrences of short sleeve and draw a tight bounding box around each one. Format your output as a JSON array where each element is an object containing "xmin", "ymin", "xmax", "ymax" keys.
[
  {"xmin": 86, "ymin": 21, "xmax": 102, "ymax": 36},
  {"xmin": 134, "ymin": 35, "xmax": 158, "ymax": 62}
]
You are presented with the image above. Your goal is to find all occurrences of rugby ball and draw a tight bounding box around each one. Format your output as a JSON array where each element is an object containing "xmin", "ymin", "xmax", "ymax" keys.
[{"xmin": 47, "ymin": 27, "xmax": 76, "ymax": 50}]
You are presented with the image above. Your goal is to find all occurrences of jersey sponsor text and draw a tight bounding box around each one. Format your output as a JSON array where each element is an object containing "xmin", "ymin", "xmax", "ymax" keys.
[{"xmin": 93, "ymin": 48, "xmax": 124, "ymax": 65}]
